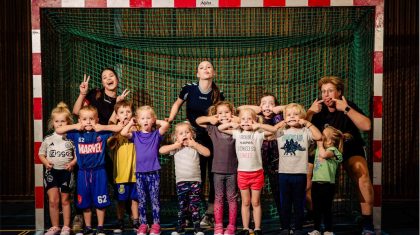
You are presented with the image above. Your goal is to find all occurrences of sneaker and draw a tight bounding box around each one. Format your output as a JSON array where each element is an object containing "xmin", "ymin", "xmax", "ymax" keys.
[
  {"xmin": 308, "ymin": 230, "xmax": 321, "ymax": 235},
  {"xmin": 133, "ymin": 221, "xmax": 140, "ymax": 230},
  {"xmin": 254, "ymin": 229, "xmax": 262, "ymax": 235},
  {"xmin": 323, "ymin": 232, "xmax": 334, "ymax": 235},
  {"xmin": 113, "ymin": 220, "xmax": 124, "ymax": 233},
  {"xmin": 279, "ymin": 229, "xmax": 289, "ymax": 235},
  {"xmin": 150, "ymin": 223, "xmax": 161, "ymax": 235},
  {"xmin": 194, "ymin": 230, "xmax": 205, "ymax": 235},
  {"xmin": 223, "ymin": 224, "xmax": 235, "ymax": 235},
  {"xmin": 83, "ymin": 227, "xmax": 94, "ymax": 235},
  {"xmin": 45, "ymin": 226, "xmax": 61, "ymax": 235},
  {"xmin": 137, "ymin": 224, "xmax": 148, "ymax": 235},
  {"xmin": 96, "ymin": 227, "xmax": 106, "ymax": 235},
  {"xmin": 200, "ymin": 215, "xmax": 214, "ymax": 227},
  {"xmin": 238, "ymin": 229, "xmax": 249, "ymax": 235},
  {"xmin": 361, "ymin": 229, "xmax": 375, "ymax": 235},
  {"xmin": 60, "ymin": 226, "xmax": 71, "ymax": 235},
  {"xmin": 73, "ymin": 215, "xmax": 84, "ymax": 231},
  {"xmin": 171, "ymin": 228, "xmax": 185, "ymax": 235},
  {"xmin": 214, "ymin": 223, "xmax": 224, "ymax": 235}
]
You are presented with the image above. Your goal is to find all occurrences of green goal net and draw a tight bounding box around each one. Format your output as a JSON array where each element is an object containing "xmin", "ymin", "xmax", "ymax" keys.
[{"xmin": 41, "ymin": 7, "xmax": 374, "ymax": 218}]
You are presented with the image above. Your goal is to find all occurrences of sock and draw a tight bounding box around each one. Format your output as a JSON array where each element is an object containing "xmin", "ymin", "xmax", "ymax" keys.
[{"xmin": 362, "ymin": 214, "xmax": 374, "ymax": 230}]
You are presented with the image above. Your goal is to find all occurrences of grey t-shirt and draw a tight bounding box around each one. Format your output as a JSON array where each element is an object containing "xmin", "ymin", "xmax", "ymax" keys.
[{"xmin": 207, "ymin": 125, "xmax": 237, "ymax": 174}]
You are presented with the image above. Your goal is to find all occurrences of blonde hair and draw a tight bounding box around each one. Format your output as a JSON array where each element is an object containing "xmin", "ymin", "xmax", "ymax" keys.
[
  {"xmin": 48, "ymin": 102, "xmax": 73, "ymax": 130},
  {"xmin": 318, "ymin": 76, "xmax": 345, "ymax": 95},
  {"xmin": 238, "ymin": 108, "xmax": 264, "ymax": 123},
  {"xmin": 171, "ymin": 122, "xmax": 196, "ymax": 142},
  {"xmin": 135, "ymin": 105, "xmax": 156, "ymax": 118},
  {"xmin": 79, "ymin": 105, "xmax": 98, "ymax": 117},
  {"xmin": 323, "ymin": 125, "xmax": 352, "ymax": 153},
  {"xmin": 208, "ymin": 101, "xmax": 235, "ymax": 116},
  {"xmin": 284, "ymin": 103, "xmax": 306, "ymax": 119}
]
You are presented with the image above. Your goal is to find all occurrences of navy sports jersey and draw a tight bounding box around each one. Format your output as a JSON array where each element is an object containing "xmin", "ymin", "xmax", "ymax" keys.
[
  {"xmin": 178, "ymin": 83, "xmax": 224, "ymax": 132},
  {"xmin": 66, "ymin": 130, "xmax": 112, "ymax": 170},
  {"xmin": 84, "ymin": 88, "xmax": 116, "ymax": 125}
]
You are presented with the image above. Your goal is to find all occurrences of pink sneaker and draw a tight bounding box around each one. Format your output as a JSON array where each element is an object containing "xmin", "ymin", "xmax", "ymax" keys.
[
  {"xmin": 45, "ymin": 226, "xmax": 61, "ymax": 235},
  {"xmin": 223, "ymin": 224, "xmax": 236, "ymax": 235},
  {"xmin": 137, "ymin": 224, "xmax": 148, "ymax": 235},
  {"xmin": 214, "ymin": 223, "xmax": 224, "ymax": 235},
  {"xmin": 150, "ymin": 223, "xmax": 161, "ymax": 235}
]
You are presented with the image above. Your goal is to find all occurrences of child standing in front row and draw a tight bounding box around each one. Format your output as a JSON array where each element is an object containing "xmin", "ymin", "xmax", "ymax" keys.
[
  {"xmin": 107, "ymin": 100, "xmax": 140, "ymax": 233},
  {"xmin": 39, "ymin": 102, "xmax": 77, "ymax": 235},
  {"xmin": 308, "ymin": 126, "xmax": 346, "ymax": 235},
  {"xmin": 56, "ymin": 105, "xmax": 123, "ymax": 235},
  {"xmin": 121, "ymin": 106, "xmax": 170, "ymax": 235},
  {"xmin": 219, "ymin": 108, "xmax": 277, "ymax": 235},
  {"xmin": 159, "ymin": 122, "xmax": 210, "ymax": 235},
  {"xmin": 196, "ymin": 101, "xmax": 238, "ymax": 235},
  {"xmin": 275, "ymin": 103, "xmax": 322, "ymax": 235}
]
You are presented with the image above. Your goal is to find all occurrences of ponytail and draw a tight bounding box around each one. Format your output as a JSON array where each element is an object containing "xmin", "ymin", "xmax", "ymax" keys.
[{"xmin": 211, "ymin": 81, "xmax": 221, "ymax": 104}]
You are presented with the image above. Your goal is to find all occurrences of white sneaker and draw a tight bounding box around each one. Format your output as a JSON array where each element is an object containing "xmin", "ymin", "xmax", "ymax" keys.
[
  {"xmin": 60, "ymin": 226, "xmax": 71, "ymax": 235},
  {"xmin": 323, "ymin": 232, "xmax": 334, "ymax": 235},
  {"xmin": 308, "ymin": 230, "xmax": 321, "ymax": 235}
]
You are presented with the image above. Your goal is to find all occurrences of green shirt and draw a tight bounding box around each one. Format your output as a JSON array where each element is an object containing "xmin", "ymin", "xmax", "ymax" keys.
[{"xmin": 312, "ymin": 146, "xmax": 343, "ymax": 183}]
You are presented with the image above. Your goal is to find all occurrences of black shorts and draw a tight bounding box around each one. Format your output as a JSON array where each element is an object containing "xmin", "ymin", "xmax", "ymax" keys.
[
  {"xmin": 44, "ymin": 168, "xmax": 74, "ymax": 193},
  {"xmin": 343, "ymin": 139, "xmax": 366, "ymax": 162}
]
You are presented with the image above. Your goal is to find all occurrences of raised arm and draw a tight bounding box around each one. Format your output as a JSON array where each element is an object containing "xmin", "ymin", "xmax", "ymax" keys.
[
  {"xmin": 72, "ymin": 74, "xmax": 90, "ymax": 116},
  {"xmin": 333, "ymin": 96, "xmax": 371, "ymax": 131},
  {"xmin": 156, "ymin": 120, "xmax": 170, "ymax": 135},
  {"xmin": 121, "ymin": 118, "xmax": 135, "ymax": 139},
  {"xmin": 272, "ymin": 105, "xmax": 286, "ymax": 114},
  {"xmin": 167, "ymin": 98, "xmax": 184, "ymax": 123},
  {"xmin": 218, "ymin": 122, "xmax": 238, "ymax": 135},
  {"xmin": 196, "ymin": 115, "xmax": 219, "ymax": 128},
  {"xmin": 306, "ymin": 99, "xmax": 324, "ymax": 121},
  {"xmin": 159, "ymin": 142, "xmax": 182, "ymax": 155},
  {"xmin": 299, "ymin": 119, "xmax": 322, "ymax": 141},
  {"xmin": 94, "ymin": 123, "xmax": 124, "ymax": 133},
  {"xmin": 316, "ymin": 141, "xmax": 335, "ymax": 159},
  {"xmin": 237, "ymin": 105, "xmax": 261, "ymax": 114},
  {"xmin": 56, "ymin": 123, "xmax": 82, "ymax": 135},
  {"xmin": 187, "ymin": 138, "xmax": 211, "ymax": 157}
]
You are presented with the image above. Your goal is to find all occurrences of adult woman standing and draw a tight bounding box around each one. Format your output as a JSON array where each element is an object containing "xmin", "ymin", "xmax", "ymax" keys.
[
  {"xmin": 167, "ymin": 61, "xmax": 224, "ymax": 227},
  {"xmin": 307, "ymin": 76, "xmax": 374, "ymax": 235}
]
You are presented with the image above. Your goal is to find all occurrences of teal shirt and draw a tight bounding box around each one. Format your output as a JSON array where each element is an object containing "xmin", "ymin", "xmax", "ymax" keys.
[{"xmin": 312, "ymin": 146, "xmax": 343, "ymax": 184}]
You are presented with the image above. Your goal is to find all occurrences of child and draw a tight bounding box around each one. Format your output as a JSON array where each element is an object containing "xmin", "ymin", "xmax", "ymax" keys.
[
  {"xmin": 121, "ymin": 106, "xmax": 170, "ymax": 235},
  {"xmin": 219, "ymin": 108, "xmax": 277, "ymax": 235},
  {"xmin": 238, "ymin": 93, "xmax": 284, "ymax": 217},
  {"xmin": 196, "ymin": 101, "xmax": 238, "ymax": 235},
  {"xmin": 107, "ymin": 100, "xmax": 139, "ymax": 233},
  {"xmin": 56, "ymin": 105, "xmax": 123, "ymax": 235},
  {"xmin": 275, "ymin": 103, "xmax": 322, "ymax": 235},
  {"xmin": 159, "ymin": 122, "xmax": 210, "ymax": 235},
  {"xmin": 308, "ymin": 126, "xmax": 345, "ymax": 235},
  {"xmin": 39, "ymin": 102, "xmax": 77, "ymax": 235}
]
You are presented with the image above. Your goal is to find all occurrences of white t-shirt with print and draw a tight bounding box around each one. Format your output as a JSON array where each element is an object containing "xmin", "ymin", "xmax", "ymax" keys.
[
  {"xmin": 172, "ymin": 147, "xmax": 201, "ymax": 183},
  {"xmin": 38, "ymin": 132, "xmax": 75, "ymax": 170},
  {"xmin": 232, "ymin": 130, "xmax": 264, "ymax": 172}
]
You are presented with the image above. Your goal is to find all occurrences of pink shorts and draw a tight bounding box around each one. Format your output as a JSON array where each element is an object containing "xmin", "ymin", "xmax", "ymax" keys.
[{"xmin": 237, "ymin": 169, "xmax": 264, "ymax": 190}]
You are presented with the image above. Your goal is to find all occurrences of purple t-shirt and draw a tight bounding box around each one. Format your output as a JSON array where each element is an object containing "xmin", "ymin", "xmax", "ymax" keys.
[
  {"xmin": 207, "ymin": 125, "xmax": 237, "ymax": 174},
  {"xmin": 131, "ymin": 130, "xmax": 162, "ymax": 173}
]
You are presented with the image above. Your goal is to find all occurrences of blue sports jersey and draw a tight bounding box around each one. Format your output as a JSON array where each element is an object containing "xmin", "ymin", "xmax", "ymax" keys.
[
  {"xmin": 66, "ymin": 130, "xmax": 112, "ymax": 170},
  {"xmin": 179, "ymin": 83, "xmax": 225, "ymax": 132}
]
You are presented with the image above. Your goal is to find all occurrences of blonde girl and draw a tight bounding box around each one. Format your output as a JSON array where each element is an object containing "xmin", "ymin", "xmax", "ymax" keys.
[
  {"xmin": 121, "ymin": 106, "xmax": 170, "ymax": 235},
  {"xmin": 218, "ymin": 108, "xmax": 277, "ymax": 235},
  {"xmin": 159, "ymin": 122, "xmax": 210, "ymax": 235},
  {"xmin": 39, "ymin": 102, "xmax": 76, "ymax": 235},
  {"xmin": 196, "ymin": 101, "xmax": 238, "ymax": 235}
]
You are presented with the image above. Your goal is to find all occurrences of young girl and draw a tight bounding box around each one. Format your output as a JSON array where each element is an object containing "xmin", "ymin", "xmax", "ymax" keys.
[
  {"xmin": 39, "ymin": 102, "xmax": 76, "ymax": 235},
  {"xmin": 159, "ymin": 122, "xmax": 210, "ymax": 235},
  {"xmin": 238, "ymin": 93, "xmax": 284, "ymax": 217},
  {"xmin": 219, "ymin": 108, "xmax": 277, "ymax": 235},
  {"xmin": 121, "ymin": 106, "xmax": 170, "ymax": 235},
  {"xmin": 308, "ymin": 126, "xmax": 345, "ymax": 235},
  {"xmin": 196, "ymin": 101, "xmax": 238, "ymax": 235},
  {"xmin": 167, "ymin": 60, "xmax": 225, "ymax": 227},
  {"xmin": 107, "ymin": 100, "xmax": 139, "ymax": 233},
  {"xmin": 275, "ymin": 103, "xmax": 322, "ymax": 235}
]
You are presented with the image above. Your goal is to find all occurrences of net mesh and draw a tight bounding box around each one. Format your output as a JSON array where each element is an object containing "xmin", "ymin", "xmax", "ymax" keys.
[{"xmin": 41, "ymin": 7, "xmax": 374, "ymax": 218}]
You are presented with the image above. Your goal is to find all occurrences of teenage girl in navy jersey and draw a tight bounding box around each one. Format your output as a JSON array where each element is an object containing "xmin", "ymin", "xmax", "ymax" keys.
[{"xmin": 167, "ymin": 61, "xmax": 224, "ymax": 227}]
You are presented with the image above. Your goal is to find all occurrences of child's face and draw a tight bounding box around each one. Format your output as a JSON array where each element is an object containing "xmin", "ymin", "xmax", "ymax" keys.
[
  {"xmin": 260, "ymin": 95, "xmax": 276, "ymax": 117},
  {"xmin": 216, "ymin": 105, "xmax": 233, "ymax": 124},
  {"xmin": 284, "ymin": 107, "xmax": 302, "ymax": 127},
  {"xmin": 197, "ymin": 61, "xmax": 215, "ymax": 80},
  {"xmin": 239, "ymin": 111, "xmax": 255, "ymax": 131},
  {"xmin": 321, "ymin": 83, "xmax": 341, "ymax": 108},
  {"xmin": 79, "ymin": 110, "xmax": 98, "ymax": 131},
  {"xmin": 175, "ymin": 125, "xmax": 193, "ymax": 146},
  {"xmin": 52, "ymin": 113, "xmax": 69, "ymax": 130},
  {"xmin": 116, "ymin": 106, "xmax": 133, "ymax": 125},
  {"xmin": 136, "ymin": 110, "xmax": 155, "ymax": 131},
  {"xmin": 322, "ymin": 128, "xmax": 334, "ymax": 147},
  {"xmin": 101, "ymin": 69, "xmax": 118, "ymax": 92}
]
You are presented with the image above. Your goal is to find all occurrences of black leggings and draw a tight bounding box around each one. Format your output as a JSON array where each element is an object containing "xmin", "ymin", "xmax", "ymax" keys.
[
  {"xmin": 311, "ymin": 182, "xmax": 336, "ymax": 231},
  {"xmin": 196, "ymin": 133, "xmax": 215, "ymax": 206}
]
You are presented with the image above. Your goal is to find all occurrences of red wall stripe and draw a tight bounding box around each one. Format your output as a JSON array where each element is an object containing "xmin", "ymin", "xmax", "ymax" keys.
[
  {"xmin": 32, "ymin": 53, "xmax": 42, "ymax": 75},
  {"xmin": 373, "ymin": 140, "xmax": 382, "ymax": 162},
  {"xmin": 373, "ymin": 96, "xmax": 382, "ymax": 118},
  {"xmin": 263, "ymin": 0, "xmax": 286, "ymax": 7},
  {"xmin": 374, "ymin": 51, "xmax": 383, "ymax": 73},
  {"xmin": 220, "ymin": 0, "xmax": 241, "ymax": 7},
  {"xmin": 308, "ymin": 0, "xmax": 331, "ymax": 6},
  {"xmin": 33, "ymin": 98, "xmax": 43, "ymax": 120},
  {"xmin": 130, "ymin": 0, "xmax": 152, "ymax": 7},
  {"xmin": 373, "ymin": 185, "xmax": 382, "ymax": 207},
  {"xmin": 34, "ymin": 142, "xmax": 42, "ymax": 164},
  {"xmin": 175, "ymin": 0, "xmax": 196, "ymax": 8},
  {"xmin": 354, "ymin": 0, "xmax": 383, "ymax": 6},
  {"xmin": 35, "ymin": 186, "xmax": 44, "ymax": 208}
]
